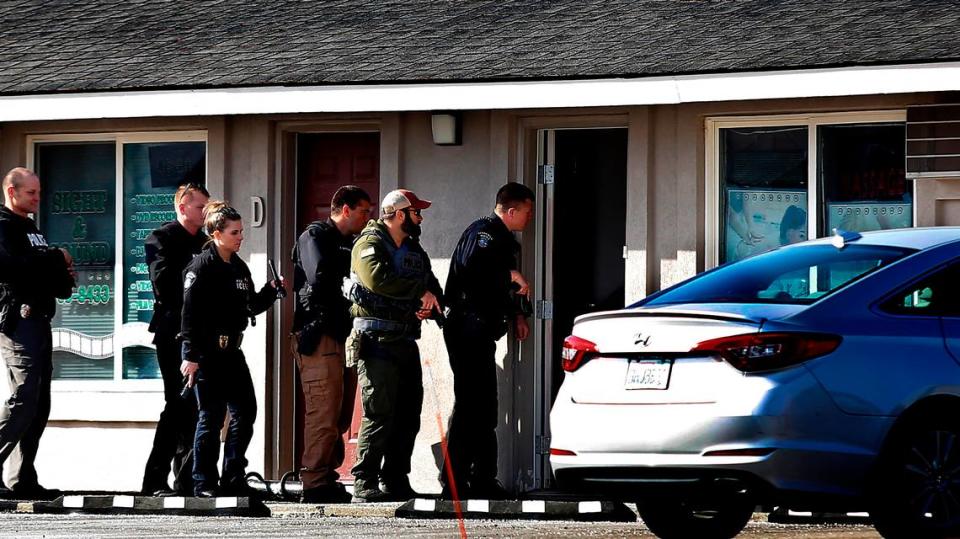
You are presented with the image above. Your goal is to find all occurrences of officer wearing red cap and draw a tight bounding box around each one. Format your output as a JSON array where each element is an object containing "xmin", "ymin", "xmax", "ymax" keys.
[{"xmin": 345, "ymin": 189, "xmax": 443, "ymax": 502}]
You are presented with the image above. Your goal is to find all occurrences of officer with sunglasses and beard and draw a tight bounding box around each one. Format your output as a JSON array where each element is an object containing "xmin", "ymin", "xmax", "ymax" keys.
[{"xmin": 345, "ymin": 189, "xmax": 442, "ymax": 503}]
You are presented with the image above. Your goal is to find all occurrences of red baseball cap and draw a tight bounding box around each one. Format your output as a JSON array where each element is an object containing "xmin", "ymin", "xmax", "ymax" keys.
[{"xmin": 381, "ymin": 189, "xmax": 432, "ymax": 214}]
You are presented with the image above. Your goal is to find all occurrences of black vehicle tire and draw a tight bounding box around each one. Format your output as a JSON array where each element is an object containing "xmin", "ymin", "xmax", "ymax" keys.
[
  {"xmin": 870, "ymin": 413, "xmax": 960, "ymax": 539},
  {"xmin": 636, "ymin": 496, "xmax": 754, "ymax": 539}
]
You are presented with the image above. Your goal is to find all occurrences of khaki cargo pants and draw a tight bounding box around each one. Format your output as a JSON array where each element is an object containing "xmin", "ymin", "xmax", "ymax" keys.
[{"xmin": 292, "ymin": 333, "xmax": 357, "ymax": 489}]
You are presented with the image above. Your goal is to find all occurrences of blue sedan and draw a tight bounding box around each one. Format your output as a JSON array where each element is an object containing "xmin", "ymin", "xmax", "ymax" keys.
[{"xmin": 549, "ymin": 228, "xmax": 960, "ymax": 539}]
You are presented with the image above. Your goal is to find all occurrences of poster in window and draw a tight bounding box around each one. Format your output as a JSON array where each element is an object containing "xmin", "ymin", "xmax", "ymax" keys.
[
  {"xmin": 827, "ymin": 202, "xmax": 912, "ymax": 233},
  {"xmin": 121, "ymin": 141, "xmax": 205, "ymax": 379},
  {"xmin": 725, "ymin": 189, "xmax": 808, "ymax": 263}
]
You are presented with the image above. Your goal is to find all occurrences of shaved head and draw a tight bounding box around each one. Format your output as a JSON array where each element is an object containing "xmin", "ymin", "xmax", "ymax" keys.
[
  {"xmin": 2, "ymin": 167, "xmax": 37, "ymax": 195},
  {"xmin": 3, "ymin": 167, "xmax": 41, "ymax": 216}
]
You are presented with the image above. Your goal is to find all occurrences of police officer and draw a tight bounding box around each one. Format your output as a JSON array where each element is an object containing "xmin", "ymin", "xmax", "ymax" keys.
[
  {"xmin": 179, "ymin": 201, "xmax": 283, "ymax": 497},
  {"xmin": 141, "ymin": 183, "xmax": 209, "ymax": 497},
  {"xmin": 441, "ymin": 182, "xmax": 535, "ymax": 500},
  {"xmin": 347, "ymin": 189, "xmax": 442, "ymax": 503},
  {"xmin": 0, "ymin": 167, "xmax": 75, "ymax": 499},
  {"xmin": 291, "ymin": 185, "xmax": 371, "ymax": 503}
]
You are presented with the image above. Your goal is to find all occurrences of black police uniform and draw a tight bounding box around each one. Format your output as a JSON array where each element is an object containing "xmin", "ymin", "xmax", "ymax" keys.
[
  {"xmin": 290, "ymin": 218, "xmax": 356, "ymax": 497},
  {"xmin": 140, "ymin": 220, "xmax": 207, "ymax": 496},
  {"xmin": 181, "ymin": 243, "xmax": 277, "ymax": 495},
  {"xmin": 0, "ymin": 206, "xmax": 73, "ymax": 494},
  {"xmin": 441, "ymin": 213, "xmax": 524, "ymax": 497},
  {"xmin": 292, "ymin": 218, "xmax": 353, "ymax": 347}
]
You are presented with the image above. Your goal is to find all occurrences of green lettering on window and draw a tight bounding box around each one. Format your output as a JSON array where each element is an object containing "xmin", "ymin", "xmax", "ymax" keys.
[{"xmin": 51, "ymin": 190, "xmax": 108, "ymax": 214}]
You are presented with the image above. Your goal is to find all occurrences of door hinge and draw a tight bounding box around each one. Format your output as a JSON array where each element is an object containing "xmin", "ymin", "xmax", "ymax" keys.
[
  {"xmin": 536, "ymin": 300, "xmax": 553, "ymax": 320},
  {"xmin": 535, "ymin": 435, "xmax": 552, "ymax": 455},
  {"xmin": 537, "ymin": 164, "xmax": 555, "ymax": 185}
]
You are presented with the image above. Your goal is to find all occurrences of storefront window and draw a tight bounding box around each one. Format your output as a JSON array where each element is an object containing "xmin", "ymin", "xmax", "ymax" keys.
[
  {"xmin": 122, "ymin": 142, "xmax": 205, "ymax": 379},
  {"xmin": 714, "ymin": 114, "xmax": 910, "ymax": 266},
  {"xmin": 819, "ymin": 124, "xmax": 911, "ymax": 235},
  {"xmin": 33, "ymin": 135, "xmax": 206, "ymax": 382},
  {"xmin": 37, "ymin": 143, "xmax": 117, "ymax": 379},
  {"xmin": 720, "ymin": 126, "xmax": 808, "ymax": 263}
]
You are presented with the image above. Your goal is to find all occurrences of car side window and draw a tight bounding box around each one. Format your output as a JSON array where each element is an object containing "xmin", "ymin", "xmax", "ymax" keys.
[{"xmin": 883, "ymin": 264, "xmax": 960, "ymax": 316}]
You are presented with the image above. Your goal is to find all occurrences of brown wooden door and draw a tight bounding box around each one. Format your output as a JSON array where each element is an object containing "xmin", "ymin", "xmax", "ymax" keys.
[{"xmin": 295, "ymin": 132, "xmax": 379, "ymax": 483}]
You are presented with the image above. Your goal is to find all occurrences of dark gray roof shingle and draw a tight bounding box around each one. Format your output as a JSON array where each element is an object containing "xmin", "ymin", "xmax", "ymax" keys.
[{"xmin": 0, "ymin": 0, "xmax": 957, "ymax": 95}]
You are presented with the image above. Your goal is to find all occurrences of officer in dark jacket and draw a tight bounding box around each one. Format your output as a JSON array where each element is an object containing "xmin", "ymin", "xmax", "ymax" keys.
[
  {"xmin": 140, "ymin": 183, "xmax": 209, "ymax": 497},
  {"xmin": 441, "ymin": 182, "xmax": 535, "ymax": 500},
  {"xmin": 0, "ymin": 168, "xmax": 75, "ymax": 499},
  {"xmin": 291, "ymin": 185, "xmax": 371, "ymax": 503},
  {"xmin": 179, "ymin": 201, "xmax": 282, "ymax": 497}
]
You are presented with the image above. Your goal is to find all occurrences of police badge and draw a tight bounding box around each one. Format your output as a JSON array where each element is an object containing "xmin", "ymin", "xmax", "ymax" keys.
[
  {"xmin": 19, "ymin": 304, "xmax": 31, "ymax": 319},
  {"xmin": 184, "ymin": 271, "xmax": 197, "ymax": 290},
  {"xmin": 477, "ymin": 231, "xmax": 492, "ymax": 248},
  {"xmin": 219, "ymin": 335, "xmax": 229, "ymax": 349}
]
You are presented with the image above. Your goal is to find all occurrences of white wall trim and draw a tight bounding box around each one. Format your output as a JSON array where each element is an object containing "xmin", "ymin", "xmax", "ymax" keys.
[{"xmin": 1, "ymin": 62, "xmax": 959, "ymax": 122}]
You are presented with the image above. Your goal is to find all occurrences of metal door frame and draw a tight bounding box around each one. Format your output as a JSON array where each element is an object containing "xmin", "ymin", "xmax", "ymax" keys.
[{"xmin": 532, "ymin": 128, "xmax": 556, "ymax": 489}]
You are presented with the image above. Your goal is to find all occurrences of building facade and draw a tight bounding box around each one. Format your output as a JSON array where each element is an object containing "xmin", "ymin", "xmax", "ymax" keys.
[{"xmin": 0, "ymin": 0, "xmax": 958, "ymax": 494}]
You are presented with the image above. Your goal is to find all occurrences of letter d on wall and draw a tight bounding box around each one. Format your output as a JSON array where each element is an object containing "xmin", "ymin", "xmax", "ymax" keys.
[{"xmin": 250, "ymin": 196, "xmax": 265, "ymax": 228}]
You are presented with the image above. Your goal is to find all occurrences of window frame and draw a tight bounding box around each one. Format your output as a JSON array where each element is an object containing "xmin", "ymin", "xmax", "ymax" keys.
[
  {"xmin": 705, "ymin": 111, "xmax": 910, "ymax": 269},
  {"xmin": 26, "ymin": 130, "xmax": 207, "ymax": 394}
]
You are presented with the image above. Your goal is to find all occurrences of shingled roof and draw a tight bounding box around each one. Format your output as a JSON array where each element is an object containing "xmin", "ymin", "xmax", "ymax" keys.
[{"xmin": 0, "ymin": 0, "xmax": 957, "ymax": 96}]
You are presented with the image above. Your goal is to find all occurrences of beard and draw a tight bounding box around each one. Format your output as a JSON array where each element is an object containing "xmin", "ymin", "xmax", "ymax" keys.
[{"xmin": 402, "ymin": 218, "xmax": 422, "ymax": 238}]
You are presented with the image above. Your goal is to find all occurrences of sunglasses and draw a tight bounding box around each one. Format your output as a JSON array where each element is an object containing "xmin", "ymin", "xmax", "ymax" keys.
[{"xmin": 404, "ymin": 208, "xmax": 422, "ymax": 217}]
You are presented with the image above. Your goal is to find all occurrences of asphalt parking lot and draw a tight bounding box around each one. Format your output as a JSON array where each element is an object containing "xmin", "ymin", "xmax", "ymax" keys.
[{"xmin": 0, "ymin": 510, "xmax": 883, "ymax": 538}]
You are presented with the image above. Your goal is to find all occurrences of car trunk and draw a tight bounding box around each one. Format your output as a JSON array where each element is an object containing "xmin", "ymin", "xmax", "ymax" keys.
[{"xmin": 566, "ymin": 304, "xmax": 804, "ymax": 405}]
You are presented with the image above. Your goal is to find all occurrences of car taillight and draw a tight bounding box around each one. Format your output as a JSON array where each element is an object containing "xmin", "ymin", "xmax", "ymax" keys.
[
  {"xmin": 561, "ymin": 335, "xmax": 598, "ymax": 372},
  {"xmin": 690, "ymin": 332, "xmax": 841, "ymax": 373}
]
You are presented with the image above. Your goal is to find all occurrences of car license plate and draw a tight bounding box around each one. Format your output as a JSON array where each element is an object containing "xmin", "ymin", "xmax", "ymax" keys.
[{"xmin": 624, "ymin": 359, "xmax": 672, "ymax": 390}]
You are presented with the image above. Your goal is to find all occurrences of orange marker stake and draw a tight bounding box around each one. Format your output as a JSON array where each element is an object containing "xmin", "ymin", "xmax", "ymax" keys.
[{"xmin": 422, "ymin": 351, "xmax": 467, "ymax": 539}]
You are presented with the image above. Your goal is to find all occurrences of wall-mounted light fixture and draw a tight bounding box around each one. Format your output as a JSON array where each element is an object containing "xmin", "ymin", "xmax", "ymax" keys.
[{"xmin": 431, "ymin": 111, "xmax": 462, "ymax": 146}]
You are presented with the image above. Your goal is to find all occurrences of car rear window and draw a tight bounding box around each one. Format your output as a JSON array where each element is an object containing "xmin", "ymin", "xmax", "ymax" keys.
[{"xmin": 640, "ymin": 244, "xmax": 915, "ymax": 306}]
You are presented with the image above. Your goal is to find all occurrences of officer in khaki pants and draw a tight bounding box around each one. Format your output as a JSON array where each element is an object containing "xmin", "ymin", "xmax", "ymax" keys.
[{"xmin": 291, "ymin": 186, "xmax": 372, "ymax": 503}]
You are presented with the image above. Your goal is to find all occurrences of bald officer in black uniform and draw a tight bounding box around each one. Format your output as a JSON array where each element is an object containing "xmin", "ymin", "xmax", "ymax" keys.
[
  {"xmin": 141, "ymin": 183, "xmax": 209, "ymax": 497},
  {"xmin": 441, "ymin": 182, "xmax": 535, "ymax": 500}
]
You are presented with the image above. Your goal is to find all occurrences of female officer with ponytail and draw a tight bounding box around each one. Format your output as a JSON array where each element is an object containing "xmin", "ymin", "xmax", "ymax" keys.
[{"xmin": 179, "ymin": 201, "xmax": 283, "ymax": 497}]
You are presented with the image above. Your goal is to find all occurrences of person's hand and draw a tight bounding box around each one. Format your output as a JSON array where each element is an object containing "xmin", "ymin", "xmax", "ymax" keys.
[
  {"xmin": 180, "ymin": 360, "xmax": 199, "ymax": 387},
  {"xmin": 65, "ymin": 259, "xmax": 78, "ymax": 282},
  {"xmin": 510, "ymin": 270, "xmax": 531, "ymax": 300},
  {"xmin": 515, "ymin": 315, "xmax": 529, "ymax": 341},
  {"xmin": 270, "ymin": 276, "xmax": 286, "ymax": 289},
  {"xmin": 744, "ymin": 229, "xmax": 764, "ymax": 245},
  {"xmin": 418, "ymin": 290, "xmax": 440, "ymax": 320}
]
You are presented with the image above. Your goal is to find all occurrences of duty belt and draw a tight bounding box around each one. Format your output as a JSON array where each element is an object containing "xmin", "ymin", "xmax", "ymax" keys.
[{"xmin": 353, "ymin": 317, "xmax": 416, "ymax": 334}]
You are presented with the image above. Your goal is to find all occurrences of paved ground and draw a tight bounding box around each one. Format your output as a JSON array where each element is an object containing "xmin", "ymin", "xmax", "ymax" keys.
[{"xmin": 0, "ymin": 512, "xmax": 882, "ymax": 538}]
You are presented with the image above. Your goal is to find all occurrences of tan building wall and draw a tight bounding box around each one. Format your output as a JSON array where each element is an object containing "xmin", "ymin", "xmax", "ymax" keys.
[{"xmin": 0, "ymin": 90, "xmax": 952, "ymax": 493}]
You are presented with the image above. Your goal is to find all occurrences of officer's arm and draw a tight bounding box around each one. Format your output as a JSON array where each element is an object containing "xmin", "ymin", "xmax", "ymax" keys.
[
  {"xmin": 297, "ymin": 229, "xmax": 329, "ymax": 306},
  {"xmin": 145, "ymin": 230, "xmax": 176, "ymax": 304},
  {"xmin": 0, "ymin": 220, "xmax": 71, "ymax": 292},
  {"xmin": 352, "ymin": 240, "xmax": 426, "ymax": 301},
  {"xmin": 251, "ymin": 278, "xmax": 278, "ymax": 316},
  {"xmin": 423, "ymin": 254, "xmax": 444, "ymax": 304},
  {"xmin": 180, "ymin": 266, "xmax": 209, "ymax": 365}
]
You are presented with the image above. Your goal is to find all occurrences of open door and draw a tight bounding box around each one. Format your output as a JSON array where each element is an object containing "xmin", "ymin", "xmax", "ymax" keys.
[
  {"xmin": 295, "ymin": 132, "xmax": 379, "ymax": 483},
  {"xmin": 534, "ymin": 128, "xmax": 628, "ymax": 488}
]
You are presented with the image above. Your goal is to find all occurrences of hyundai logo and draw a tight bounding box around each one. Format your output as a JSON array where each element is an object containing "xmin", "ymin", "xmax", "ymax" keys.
[{"xmin": 634, "ymin": 333, "xmax": 651, "ymax": 347}]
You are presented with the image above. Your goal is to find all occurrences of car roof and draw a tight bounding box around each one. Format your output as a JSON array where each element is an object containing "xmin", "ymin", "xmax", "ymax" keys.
[{"xmin": 795, "ymin": 227, "xmax": 960, "ymax": 251}]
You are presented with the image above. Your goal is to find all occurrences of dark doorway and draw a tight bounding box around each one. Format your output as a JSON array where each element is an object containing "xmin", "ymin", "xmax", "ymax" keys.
[
  {"xmin": 294, "ymin": 132, "xmax": 380, "ymax": 482},
  {"xmin": 550, "ymin": 129, "xmax": 628, "ymax": 399}
]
